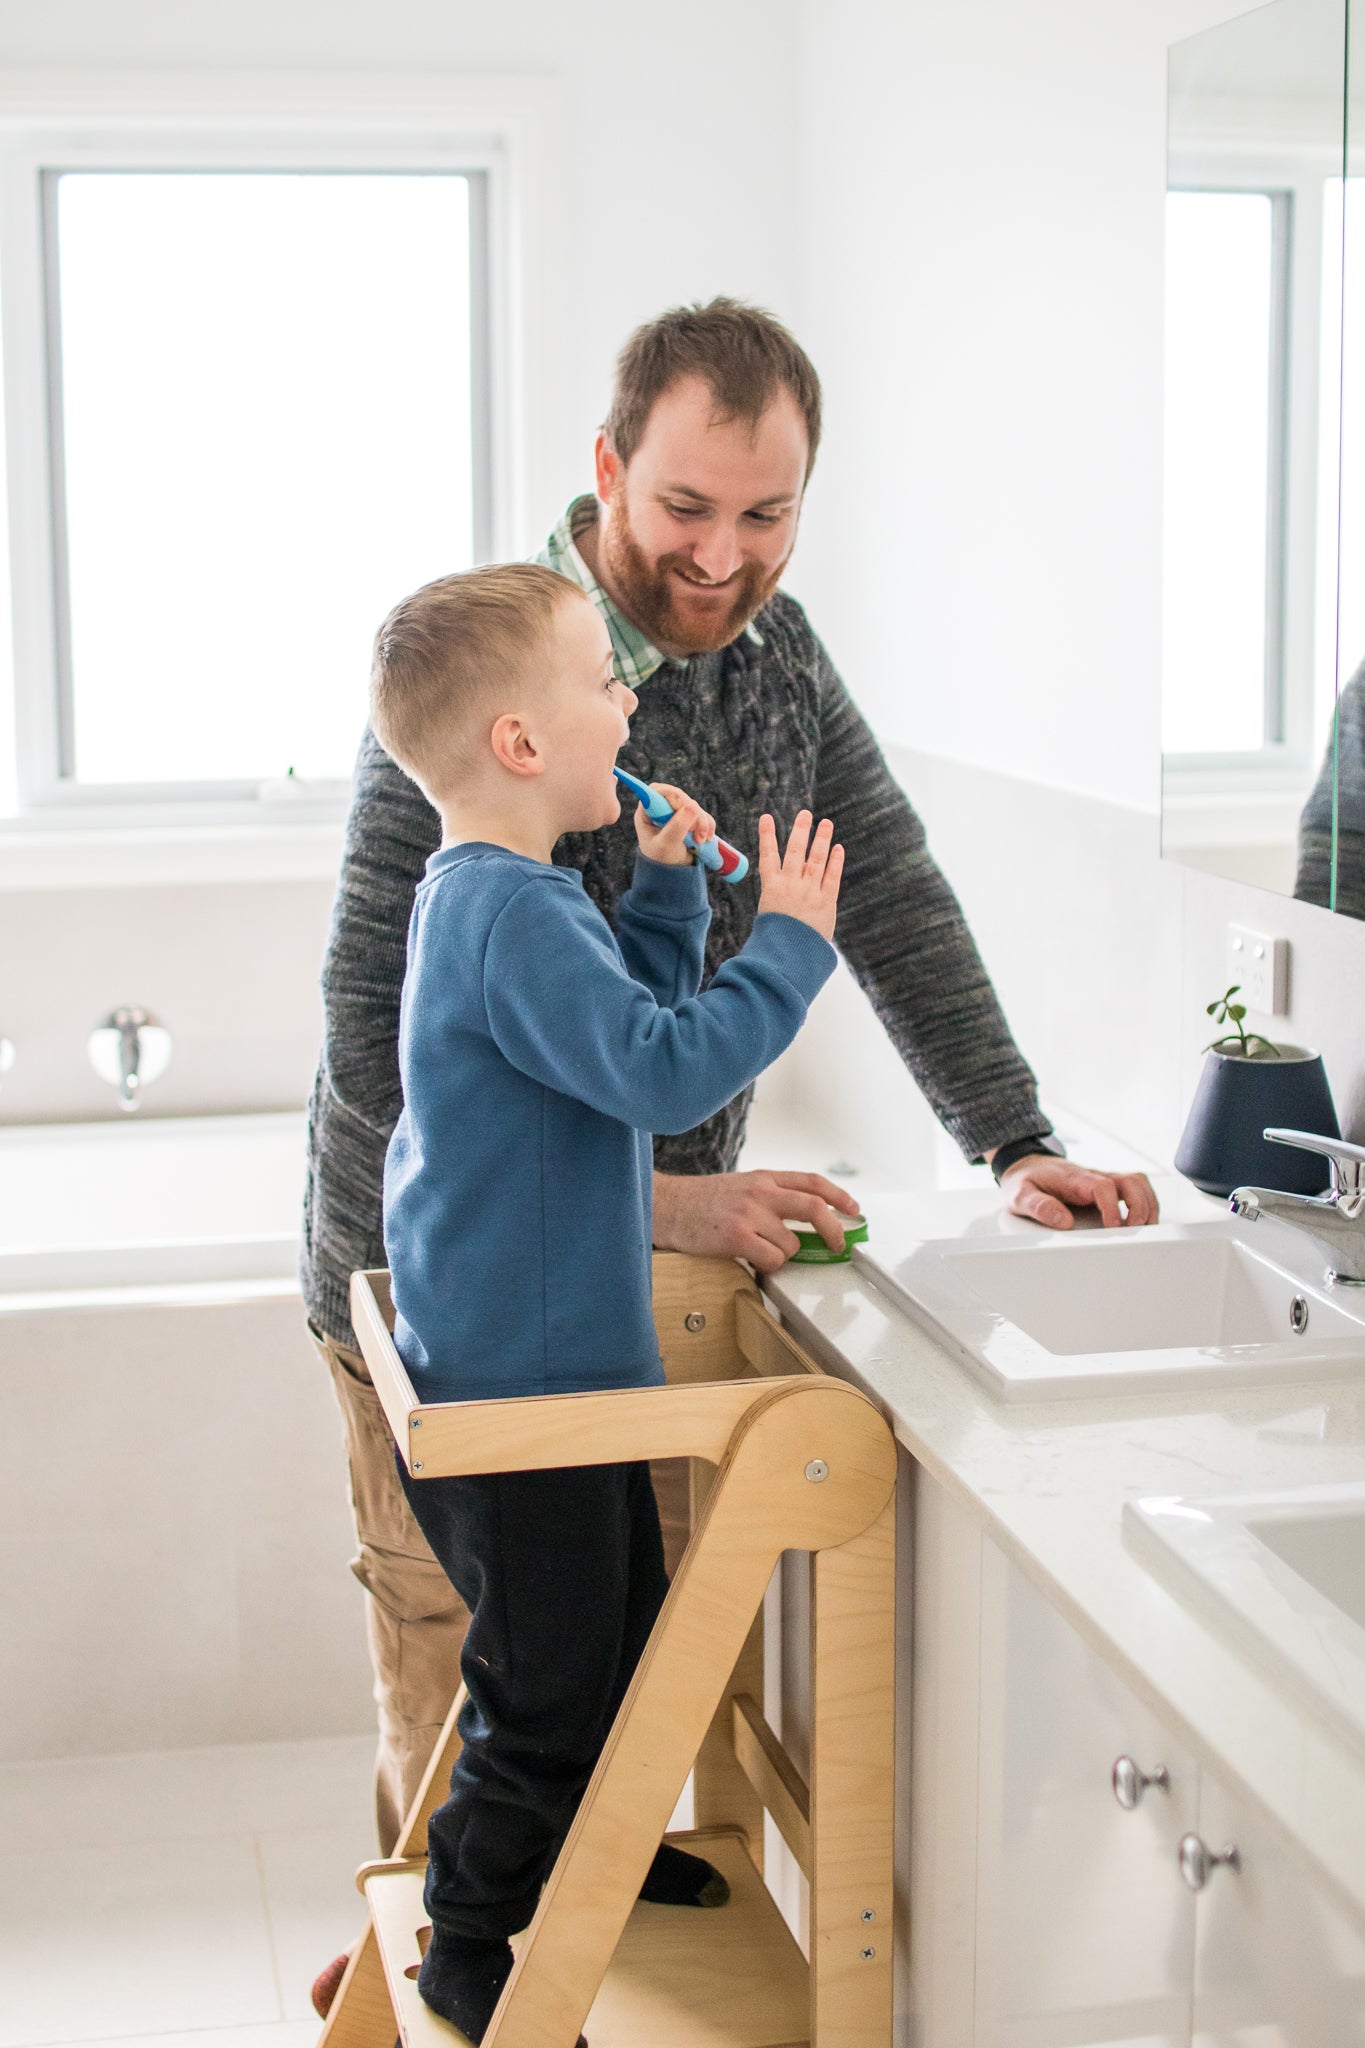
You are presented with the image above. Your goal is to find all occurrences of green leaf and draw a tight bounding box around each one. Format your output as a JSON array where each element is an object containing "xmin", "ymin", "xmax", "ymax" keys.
[{"xmin": 1228, "ymin": 1004, "xmax": 1246, "ymax": 1022}]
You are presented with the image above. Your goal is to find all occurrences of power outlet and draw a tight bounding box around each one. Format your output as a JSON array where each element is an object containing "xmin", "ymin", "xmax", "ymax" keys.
[{"xmin": 1227, "ymin": 924, "xmax": 1288, "ymax": 1017}]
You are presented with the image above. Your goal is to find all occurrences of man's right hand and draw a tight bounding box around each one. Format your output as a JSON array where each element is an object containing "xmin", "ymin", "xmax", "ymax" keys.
[{"xmin": 653, "ymin": 1167, "xmax": 861, "ymax": 1275}]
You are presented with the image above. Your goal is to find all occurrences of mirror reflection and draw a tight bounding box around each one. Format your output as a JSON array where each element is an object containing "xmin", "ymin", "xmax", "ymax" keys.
[
  {"xmin": 1161, "ymin": 0, "xmax": 1358, "ymax": 911},
  {"xmin": 1299, "ymin": 31, "xmax": 1365, "ymax": 915}
]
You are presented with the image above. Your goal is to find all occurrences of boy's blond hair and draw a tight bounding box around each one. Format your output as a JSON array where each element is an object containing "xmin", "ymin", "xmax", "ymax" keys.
[{"xmin": 370, "ymin": 563, "xmax": 583, "ymax": 797}]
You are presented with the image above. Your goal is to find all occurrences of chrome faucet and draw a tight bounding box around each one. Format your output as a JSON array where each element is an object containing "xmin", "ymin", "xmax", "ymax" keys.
[
  {"xmin": 109, "ymin": 1006, "xmax": 150, "ymax": 1111},
  {"xmin": 87, "ymin": 1006, "xmax": 171, "ymax": 1112},
  {"xmin": 1229, "ymin": 1130, "xmax": 1365, "ymax": 1284}
]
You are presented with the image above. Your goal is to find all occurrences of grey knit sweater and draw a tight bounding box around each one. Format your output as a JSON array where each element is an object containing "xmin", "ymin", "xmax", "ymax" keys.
[{"xmin": 302, "ymin": 588, "xmax": 1050, "ymax": 1347}]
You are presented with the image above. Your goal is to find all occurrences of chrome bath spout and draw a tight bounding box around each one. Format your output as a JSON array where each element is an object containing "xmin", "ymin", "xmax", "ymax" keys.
[
  {"xmin": 113, "ymin": 1007, "xmax": 145, "ymax": 1109},
  {"xmin": 87, "ymin": 1007, "xmax": 172, "ymax": 1113}
]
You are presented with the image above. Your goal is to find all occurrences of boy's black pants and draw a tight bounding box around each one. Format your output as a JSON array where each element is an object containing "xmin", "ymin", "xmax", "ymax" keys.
[{"xmin": 396, "ymin": 1455, "xmax": 670, "ymax": 1942}]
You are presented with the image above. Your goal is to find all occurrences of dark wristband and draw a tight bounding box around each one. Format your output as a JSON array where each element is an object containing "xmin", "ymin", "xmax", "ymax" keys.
[{"xmin": 989, "ymin": 1133, "xmax": 1066, "ymax": 1184}]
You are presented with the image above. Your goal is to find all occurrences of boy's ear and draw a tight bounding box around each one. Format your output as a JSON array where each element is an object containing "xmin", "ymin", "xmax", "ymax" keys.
[{"xmin": 489, "ymin": 711, "xmax": 546, "ymax": 779}]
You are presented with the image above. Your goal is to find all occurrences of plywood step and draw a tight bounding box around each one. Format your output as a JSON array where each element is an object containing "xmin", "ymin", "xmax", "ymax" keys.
[{"xmin": 361, "ymin": 1828, "xmax": 809, "ymax": 2048}]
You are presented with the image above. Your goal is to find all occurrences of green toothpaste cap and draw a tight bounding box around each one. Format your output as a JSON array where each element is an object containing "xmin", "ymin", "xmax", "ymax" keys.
[{"xmin": 786, "ymin": 1212, "xmax": 868, "ymax": 1263}]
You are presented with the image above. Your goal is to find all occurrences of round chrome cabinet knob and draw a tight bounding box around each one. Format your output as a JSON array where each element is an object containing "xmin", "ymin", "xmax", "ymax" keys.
[
  {"xmin": 1178, "ymin": 1832, "xmax": 1241, "ymax": 1891},
  {"xmin": 1112, "ymin": 1755, "xmax": 1170, "ymax": 1809}
]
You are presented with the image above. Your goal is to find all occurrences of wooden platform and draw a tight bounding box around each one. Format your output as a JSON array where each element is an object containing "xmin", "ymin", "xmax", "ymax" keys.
[{"xmin": 364, "ymin": 1829, "xmax": 809, "ymax": 2048}]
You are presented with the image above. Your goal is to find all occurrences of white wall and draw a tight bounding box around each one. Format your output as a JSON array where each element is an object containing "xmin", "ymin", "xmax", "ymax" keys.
[
  {"xmin": 792, "ymin": 0, "xmax": 1231, "ymax": 814},
  {"xmin": 776, "ymin": 0, "xmax": 1365, "ymax": 1173},
  {"xmin": 10, "ymin": 0, "xmax": 1365, "ymax": 1173},
  {"xmin": 0, "ymin": 0, "xmax": 803, "ymax": 1123}
]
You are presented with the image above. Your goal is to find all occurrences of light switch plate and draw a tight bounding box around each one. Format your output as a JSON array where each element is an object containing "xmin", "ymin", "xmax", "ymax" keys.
[{"xmin": 1227, "ymin": 924, "xmax": 1289, "ymax": 1017}]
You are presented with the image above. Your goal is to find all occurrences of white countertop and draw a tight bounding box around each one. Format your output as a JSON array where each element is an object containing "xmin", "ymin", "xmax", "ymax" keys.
[{"xmin": 756, "ymin": 1134, "xmax": 1365, "ymax": 1937}]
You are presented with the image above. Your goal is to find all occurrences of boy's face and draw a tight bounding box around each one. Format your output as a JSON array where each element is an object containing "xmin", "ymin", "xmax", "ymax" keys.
[{"xmin": 537, "ymin": 593, "xmax": 638, "ymax": 832}]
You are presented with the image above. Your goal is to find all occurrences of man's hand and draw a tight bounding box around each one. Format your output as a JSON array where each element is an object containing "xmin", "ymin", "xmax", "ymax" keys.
[
  {"xmin": 997, "ymin": 1154, "xmax": 1160, "ymax": 1230},
  {"xmin": 653, "ymin": 1168, "xmax": 861, "ymax": 1274}
]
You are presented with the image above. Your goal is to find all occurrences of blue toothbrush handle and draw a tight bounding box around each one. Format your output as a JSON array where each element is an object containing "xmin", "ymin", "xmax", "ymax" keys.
[{"xmin": 613, "ymin": 768, "xmax": 749, "ymax": 884}]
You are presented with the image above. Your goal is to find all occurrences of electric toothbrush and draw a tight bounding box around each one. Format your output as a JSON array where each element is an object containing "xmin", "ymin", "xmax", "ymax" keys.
[{"xmin": 613, "ymin": 766, "xmax": 750, "ymax": 883}]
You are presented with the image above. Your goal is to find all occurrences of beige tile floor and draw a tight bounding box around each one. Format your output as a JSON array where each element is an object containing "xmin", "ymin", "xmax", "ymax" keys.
[
  {"xmin": 0, "ymin": 1738, "xmax": 700, "ymax": 2048},
  {"xmin": 0, "ymin": 1735, "xmax": 376, "ymax": 2048}
]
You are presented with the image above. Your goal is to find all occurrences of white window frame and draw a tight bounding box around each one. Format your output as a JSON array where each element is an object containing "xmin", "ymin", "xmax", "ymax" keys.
[
  {"xmin": 0, "ymin": 70, "xmax": 553, "ymax": 884},
  {"xmin": 1163, "ymin": 110, "xmax": 1345, "ymax": 817}
]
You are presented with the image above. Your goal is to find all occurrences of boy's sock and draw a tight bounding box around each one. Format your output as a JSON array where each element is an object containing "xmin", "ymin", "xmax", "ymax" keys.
[
  {"xmin": 416, "ymin": 1933, "xmax": 513, "ymax": 2042},
  {"xmin": 417, "ymin": 1932, "xmax": 588, "ymax": 2046},
  {"xmin": 638, "ymin": 1841, "xmax": 730, "ymax": 1908},
  {"xmin": 415, "ymin": 1847, "xmax": 728, "ymax": 2037}
]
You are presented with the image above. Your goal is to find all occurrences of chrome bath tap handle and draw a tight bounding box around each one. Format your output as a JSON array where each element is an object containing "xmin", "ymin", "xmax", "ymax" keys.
[{"xmin": 1263, "ymin": 1130, "xmax": 1365, "ymax": 1199}]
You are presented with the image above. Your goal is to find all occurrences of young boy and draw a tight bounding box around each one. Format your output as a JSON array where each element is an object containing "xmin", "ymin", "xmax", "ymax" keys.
[{"xmin": 371, "ymin": 561, "xmax": 843, "ymax": 2039}]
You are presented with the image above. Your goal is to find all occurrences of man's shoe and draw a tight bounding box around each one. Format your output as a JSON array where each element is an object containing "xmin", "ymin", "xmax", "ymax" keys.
[{"xmin": 311, "ymin": 1949, "xmax": 350, "ymax": 2018}]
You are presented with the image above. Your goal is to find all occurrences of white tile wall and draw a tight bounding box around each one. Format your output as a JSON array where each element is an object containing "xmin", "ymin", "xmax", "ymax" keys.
[{"xmin": 784, "ymin": 747, "xmax": 1365, "ymax": 1182}]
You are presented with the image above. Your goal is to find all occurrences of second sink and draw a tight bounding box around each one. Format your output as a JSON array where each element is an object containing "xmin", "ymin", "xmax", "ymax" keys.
[{"xmin": 1127, "ymin": 1484, "xmax": 1365, "ymax": 1756}]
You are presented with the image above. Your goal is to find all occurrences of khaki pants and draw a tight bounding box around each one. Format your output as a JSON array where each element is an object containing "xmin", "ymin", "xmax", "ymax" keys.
[
  {"xmin": 315, "ymin": 1325, "xmax": 468, "ymax": 1855},
  {"xmin": 314, "ymin": 1320, "xmax": 693, "ymax": 1856}
]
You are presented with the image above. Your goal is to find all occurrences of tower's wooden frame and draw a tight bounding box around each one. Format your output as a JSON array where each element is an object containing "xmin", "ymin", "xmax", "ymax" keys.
[{"xmin": 319, "ymin": 1252, "xmax": 896, "ymax": 2048}]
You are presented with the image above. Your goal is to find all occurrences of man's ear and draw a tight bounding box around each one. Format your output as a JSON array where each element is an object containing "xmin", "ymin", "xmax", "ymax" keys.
[
  {"xmin": 489, "ymin": 712, "xmax": 545, "ymax": 779},
  {"xmin": 594, "ymin": 430, "xmax": 622, "ymax": 504}
]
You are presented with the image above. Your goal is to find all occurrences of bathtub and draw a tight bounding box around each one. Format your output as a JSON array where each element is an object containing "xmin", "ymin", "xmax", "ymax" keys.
[
  {"xmin": 0, "ymin": 1109, "xmax": 305, "ymax": 1296},
  {"xmin": 0, "ymin": 1110, "xmax": 374, "ymax": 1761}
]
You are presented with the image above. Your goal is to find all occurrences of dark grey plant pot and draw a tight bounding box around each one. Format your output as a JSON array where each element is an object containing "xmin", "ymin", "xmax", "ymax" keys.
[{"xmin": 1174, "ymin": 1044, "xmax": 1340, "ymax": 1199}]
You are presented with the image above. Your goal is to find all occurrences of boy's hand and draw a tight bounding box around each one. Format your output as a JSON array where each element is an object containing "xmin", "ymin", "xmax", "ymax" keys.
[
  {"xmin": 756, "ymin": 811, "xmax": 843, "ymax": 941},
  {"xmin": 632, "ymin": 782, "xmax": 716, "ymax": 868}
]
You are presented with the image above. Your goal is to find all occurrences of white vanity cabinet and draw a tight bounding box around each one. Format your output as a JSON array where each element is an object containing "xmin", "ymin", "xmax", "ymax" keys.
[
  {"xmin": 1189, "ymin": 1769, "xmax": 1365, "ymax": 2046},
  {"xmin": 907, "ymin": 1468, "xmax": 1365, "ymax": 2048},
  {"xmin": 973, "ymin": 1540, "xmax": 1198, "ymax": 2046}
]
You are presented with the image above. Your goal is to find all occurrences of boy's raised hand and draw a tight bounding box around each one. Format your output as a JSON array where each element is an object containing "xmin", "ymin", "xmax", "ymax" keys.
[
  {"xmin": 756, "ymin": 811, "xmax": 843, "ymax": 941},
  {"xmin": 632, "ymin": 782, "xmax": 717, "ymax": 867}
]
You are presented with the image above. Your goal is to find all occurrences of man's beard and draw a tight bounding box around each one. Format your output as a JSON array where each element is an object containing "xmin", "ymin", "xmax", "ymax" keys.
[{"xmin": 599, "ymin": 496, "xmax": 788, "ymax": 655}]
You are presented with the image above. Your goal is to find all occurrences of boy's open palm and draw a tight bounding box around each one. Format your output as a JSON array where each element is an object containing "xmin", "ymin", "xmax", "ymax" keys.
[{"xmin": 757, "ymin": 811, "xmax": 843, "ymax": 942}]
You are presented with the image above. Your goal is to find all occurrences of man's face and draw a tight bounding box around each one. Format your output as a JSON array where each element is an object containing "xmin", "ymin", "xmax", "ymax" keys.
[{"xmin": 595, "ymin": 375, "xmax": 808, "ymax": 658}]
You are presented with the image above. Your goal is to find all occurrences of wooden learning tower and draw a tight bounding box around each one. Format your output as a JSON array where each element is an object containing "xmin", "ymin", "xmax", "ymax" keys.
[{"xmin": 320, "ymin": 1251, "xmax": 897, "ymax": 2048}]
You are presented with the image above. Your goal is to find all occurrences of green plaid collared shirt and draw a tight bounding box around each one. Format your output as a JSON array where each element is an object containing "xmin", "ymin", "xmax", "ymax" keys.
[{"xmin": 538, "ymin": 494, "xmax": 762, "ymax": 688}]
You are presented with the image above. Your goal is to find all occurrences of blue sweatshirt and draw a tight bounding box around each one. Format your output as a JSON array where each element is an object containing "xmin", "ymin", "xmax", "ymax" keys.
[{"xmin": 383, "ymin": 843, "xmax": 836, "ymax": 1403}]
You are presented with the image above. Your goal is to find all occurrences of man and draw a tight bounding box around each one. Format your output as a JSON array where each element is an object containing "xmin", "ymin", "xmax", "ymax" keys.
[{"xmin": 302, "ymin": 301, "xmax": 1157, "ymax": 1999}]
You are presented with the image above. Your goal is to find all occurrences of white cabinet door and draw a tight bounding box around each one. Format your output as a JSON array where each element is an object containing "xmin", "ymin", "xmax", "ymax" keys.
[
  {"xmin": 974, "ymin": 1543, "xmax": 1199, "ymax": 2048},
  {"xmin": 1191, "ymin": 1765, "xmax": 1365, "ymax": 2046}
]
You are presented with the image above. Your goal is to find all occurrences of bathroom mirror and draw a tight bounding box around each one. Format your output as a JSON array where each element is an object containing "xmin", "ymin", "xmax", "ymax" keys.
[{"xmin": 1161, "ymin": 0, "xmax": 1361, "ymax": 913}]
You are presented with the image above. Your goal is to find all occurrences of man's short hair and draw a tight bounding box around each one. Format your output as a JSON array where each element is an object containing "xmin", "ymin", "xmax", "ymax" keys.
[
  {"xmin": 370, "ymin": 562, "xmax": 580, "ymax": 798},
  {"xmin": 603, "ymin": 297, "xmax": 822, "ymax": 479}
]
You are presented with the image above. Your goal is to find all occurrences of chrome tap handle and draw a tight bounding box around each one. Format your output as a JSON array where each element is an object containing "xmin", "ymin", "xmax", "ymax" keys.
[{"xmin": 1263, "ymin": 1130, "xmax": 1365, "ymax": 1198}]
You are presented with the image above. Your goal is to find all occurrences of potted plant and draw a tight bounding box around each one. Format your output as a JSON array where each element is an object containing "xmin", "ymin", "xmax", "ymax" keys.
[{"xmin": 1174, "ymin": 987, "xmax": 1340, "ymax": 1198}]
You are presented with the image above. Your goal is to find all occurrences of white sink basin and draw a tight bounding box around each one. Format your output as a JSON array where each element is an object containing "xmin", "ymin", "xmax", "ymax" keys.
[
  {"xmin": 855, "ymin": 1218, "xmax": 1365, "ymax": 1399},
  {"xmin": 1127, "ymin": 1485, "xmax": 1365, "ymax": 1755}
]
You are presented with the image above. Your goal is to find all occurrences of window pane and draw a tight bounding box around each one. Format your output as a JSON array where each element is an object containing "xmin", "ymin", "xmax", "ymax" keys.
[
  {"xmin": 1162, "ymin": 190, "xmax": 1274, "ymax": 754},
  {"xmin": 54, "ymin": 172, "xmax": 475, "ymax": 786}
]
